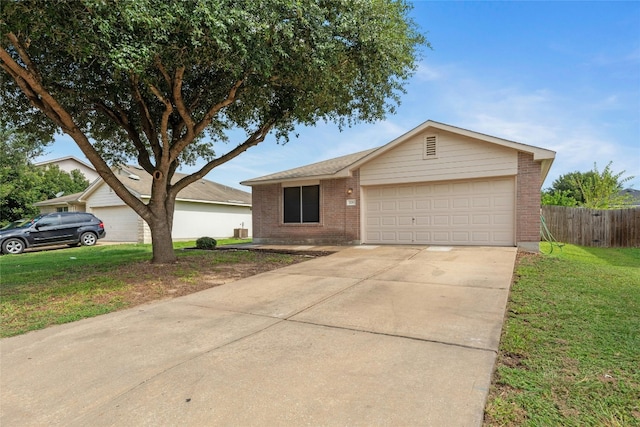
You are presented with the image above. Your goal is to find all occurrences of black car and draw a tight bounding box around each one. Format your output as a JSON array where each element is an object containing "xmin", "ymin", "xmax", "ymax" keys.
[{"xmin": 0, "ymin": 212, "xmax": 106, "ymax": 254}]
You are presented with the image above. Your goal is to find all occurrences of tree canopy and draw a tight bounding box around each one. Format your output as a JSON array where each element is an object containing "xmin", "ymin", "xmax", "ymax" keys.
[
  {"xmin": 1, "ymin": 0, "xmax": 426, "ymax": 262},
  {"xmin": 542, "ymin": 162, "xmax": 634, "ymax": 209}
]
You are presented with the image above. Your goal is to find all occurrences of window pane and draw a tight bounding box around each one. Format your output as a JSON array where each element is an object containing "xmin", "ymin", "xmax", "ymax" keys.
[
  {"xmin": 283, "ymin": 187, "xmax": 301, "ymax": 223},
  {"xmin": 301, "ymin": 185, "xmax": 320, "ymax": 223}
]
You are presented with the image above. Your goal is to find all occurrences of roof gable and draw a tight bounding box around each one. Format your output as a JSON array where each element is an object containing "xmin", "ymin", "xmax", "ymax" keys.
[{"xmin": 242, "ymin": 120, "xmax": 556, "ymax": 186}]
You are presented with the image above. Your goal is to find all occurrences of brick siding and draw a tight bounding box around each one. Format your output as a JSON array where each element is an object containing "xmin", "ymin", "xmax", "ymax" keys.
[
  {"xmin": 251, "ymin": 171, "xmax": 361, "ymax": 245},
  {"xmin": 253, "ymin": 157, "xmax": 543, "ymax": 248},
  {"xmin": 515, "ymin": 152, "xmax": 542, "ymax": 246}
]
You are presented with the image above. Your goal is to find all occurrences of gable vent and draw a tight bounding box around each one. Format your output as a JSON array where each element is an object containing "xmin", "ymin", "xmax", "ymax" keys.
[{"xmin": 423, "ymin": 135, "xmax": 437, "ymax": 159}]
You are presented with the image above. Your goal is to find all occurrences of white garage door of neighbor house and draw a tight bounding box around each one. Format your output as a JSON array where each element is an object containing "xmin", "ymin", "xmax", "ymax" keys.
[
  {"xmin": 91, "ymin": 206, "xmax": 139, "ymax": 242},
  {"xmin": 364, "ymin": 177, "xmax": 515, "ymax": 246}
]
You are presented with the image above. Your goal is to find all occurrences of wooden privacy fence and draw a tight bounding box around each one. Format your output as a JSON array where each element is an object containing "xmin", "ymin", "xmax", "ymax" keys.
[{"xmin": 541, "ymin": 205, "xmax": 640, "ymax": 247}]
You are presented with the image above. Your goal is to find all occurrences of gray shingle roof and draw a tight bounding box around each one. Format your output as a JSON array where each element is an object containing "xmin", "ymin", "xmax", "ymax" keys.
[
  {"xmin": 116, "ymin": 166, "xmax": 251, "ymax": 205},
  {"xmin": 33, "ymin": 191, "xmax": 85, "ymax": 207},
  {"xmin": 240, "ymin": 147, "xmax": 379, "ymax": 185},
  {"xmin": 36, "ymin": 166, "xmax": 251, "ymax": 206}
]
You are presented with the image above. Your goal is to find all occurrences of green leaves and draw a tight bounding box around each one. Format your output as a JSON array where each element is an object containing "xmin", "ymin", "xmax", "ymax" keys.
[
  {"xmin": 543, "ymin": 162, "xmax": 634, "ymax": 209},
  {"xmin": 2, "ymin": 0, "xmax": 425, "ymax": 262}
]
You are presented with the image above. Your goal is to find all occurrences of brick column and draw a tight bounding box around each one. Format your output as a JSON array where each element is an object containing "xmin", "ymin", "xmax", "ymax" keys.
[{"xmin": 516, "ymin": 152, "xmax": 541, "ymax": 252}]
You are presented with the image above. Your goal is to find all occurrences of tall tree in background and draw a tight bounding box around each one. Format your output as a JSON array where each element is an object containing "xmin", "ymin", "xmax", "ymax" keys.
[
  {"xmin": 542, "ymin": 162, "xmax": 634, "ymax": 208},
  {"xmin": 0, "ymin": 127, "xmax": 90, "ymax": 224},
  {"xmin": 544, "ymin": 171, "xmax": 597, "ymax": 205},
  {"xmin": 576, "ymin": 162, "xmax": 634, "ymax": 209},
  {"xmin": 1, "ymin": 0, "xmax": 426, "ymax": 263}
]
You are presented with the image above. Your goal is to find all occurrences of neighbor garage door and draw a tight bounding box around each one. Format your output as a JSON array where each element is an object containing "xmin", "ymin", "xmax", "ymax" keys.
[
  {"xmin": 91, "ymin": 206, "xmax": 140, "ymax": 242},
  {"xmin": 364, "ymin": 177, "xmax": 515, "ymax": 246}
]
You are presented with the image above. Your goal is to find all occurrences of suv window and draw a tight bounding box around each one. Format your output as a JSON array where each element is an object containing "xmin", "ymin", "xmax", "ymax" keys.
[
  {"xmin": 37, "ymin": 214, "xmax": 61, "ymax": 228},
  {"xmin": 61, "ymin": 213, "xmax": 80, "ymax": 225},
  {"xmin": 77, "ymin": 213, "xmax": 94, "ymax": 223}
]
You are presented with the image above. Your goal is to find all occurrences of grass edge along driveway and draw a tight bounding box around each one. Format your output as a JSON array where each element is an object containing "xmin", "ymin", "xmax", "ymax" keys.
[
  {"xmin": 484, "ymin": 243, "xmax": 640, "ymax": 426},
  {"xmin": 0, "ymin": 240, "xmax": 318, "ymax": 338}
]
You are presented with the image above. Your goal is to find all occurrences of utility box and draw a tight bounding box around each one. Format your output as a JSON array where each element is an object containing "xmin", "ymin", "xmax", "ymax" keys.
[{"xmin": 234, "ymin": 228, "xmax": 248, "ymax": 239}]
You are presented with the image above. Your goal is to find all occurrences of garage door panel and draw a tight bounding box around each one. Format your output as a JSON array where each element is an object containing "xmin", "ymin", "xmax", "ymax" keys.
[
  {"xmin": 364, "ymin": 177, "xmax": 514, "ymax": 246},
  {"xmin": 493, "ymin": 214, "xmax": 512, "ymax": 225},
  {"xmin": 397, "ymin": 231, "xmax": 413, "ymax": 242},
  {"xmin": 415, "ymin": 200, "xmax": 431, "ymax": 210},
  {"xmin": 415, "ymin": 216, "xmax": 430, "ymax": 226},
  {"xmin": 472, "ymin": 197, "xmax": 491, "ymax": 208},
  {"xmin": 433, "ymin": 216, "xmax": 450, "ymax": 225},
  {"xmin": 452, "ymin": 198, "xmax": 470, "ymax": 209},
  {"xmin": 494, "ymin": 196, "xmax": 512, "ymax": 208},
  {"xmin": 433, "ymin": 199, "xmax": 449, "ymax": 209},
  {"xmin": 452, "ymin": 232, "xmax": 470, "ymax": 243},
  {"xmin": 452, "ymin": 215, "xmax": 469, "ymax": 225},
  {"xmin": 398, "ymin": 217, "xmax": 413, "ymax": 226},
  {"xmin": 472, "ymin": 232, "xmax": 491, "ymax": 242},
  {"xmin": 433, "ymin": 231, "xmax": 451, "ymax": 242},
  {"xmin": 473, "ymin": 215, "xmax": 491, "ymax": 225},
  {"xmin": 92, "ymin": 206, "xmax": 139, "ymax": 242}
]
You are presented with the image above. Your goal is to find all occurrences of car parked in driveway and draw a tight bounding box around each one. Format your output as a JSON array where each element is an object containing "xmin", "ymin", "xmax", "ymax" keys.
[{"xmin": 0, "ymin": 212, "xmax": 106, "ymax": 254}]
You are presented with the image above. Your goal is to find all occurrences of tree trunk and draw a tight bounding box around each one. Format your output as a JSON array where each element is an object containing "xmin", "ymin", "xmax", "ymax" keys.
[{"xmin": 148, "ymin": 213, "xmax": 177, "ymax": 264}]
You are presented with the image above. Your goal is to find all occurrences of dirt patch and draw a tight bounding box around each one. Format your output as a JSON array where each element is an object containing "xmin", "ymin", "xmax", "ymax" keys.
[{"xmin": 94, "ymin": 250, "xmax": 328, "ymax": 308}]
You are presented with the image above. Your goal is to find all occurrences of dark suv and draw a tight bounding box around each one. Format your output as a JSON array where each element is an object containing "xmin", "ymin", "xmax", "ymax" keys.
[{"xmin": 0, "ymin": 212, "xmax": 106, "ymax": 254}]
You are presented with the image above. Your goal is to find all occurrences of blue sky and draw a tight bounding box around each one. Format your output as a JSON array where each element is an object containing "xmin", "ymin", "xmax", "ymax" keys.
[{"xmin": 38, "ymin": 1, "xmax": 640, "ymax": 190}]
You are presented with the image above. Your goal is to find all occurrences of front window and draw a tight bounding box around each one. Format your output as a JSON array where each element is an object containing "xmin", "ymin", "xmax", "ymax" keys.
[{"xmin": 283, "ymin": 185, "xmax": 320, "ymax": 223}]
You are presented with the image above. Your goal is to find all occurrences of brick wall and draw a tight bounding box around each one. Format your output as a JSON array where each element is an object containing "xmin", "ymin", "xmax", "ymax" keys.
[
  {"xmin": 251, "ymin": 171, "xmax": 361, "ymax": 245},
  {"xmin": 516, "ymin": 152, "xmax": 542, "ymax": 249}
]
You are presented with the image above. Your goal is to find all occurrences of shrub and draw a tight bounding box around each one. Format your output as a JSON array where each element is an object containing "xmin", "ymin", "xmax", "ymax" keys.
[{"xmin": 195, "ymin": 237, "xmax": 217, "ymax": 250}]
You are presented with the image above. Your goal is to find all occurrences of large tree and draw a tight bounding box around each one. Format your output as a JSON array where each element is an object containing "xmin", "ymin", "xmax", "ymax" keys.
[{"xmin": 1, "ymin": 0, "xmax": 425, "ymax": 263}]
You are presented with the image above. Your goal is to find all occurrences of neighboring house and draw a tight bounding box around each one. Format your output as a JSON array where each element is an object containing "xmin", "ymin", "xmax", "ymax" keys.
[
  {"xmin": 34, "ymin": 156, "xmax": 100, "ymax": 183},
  {"xmin": 241, "ymin": 120, "xmax": 556, "ymax": 251},
  {"xmin": 35, "ymin": 165, "xmax": 252, "ymax": 243}
]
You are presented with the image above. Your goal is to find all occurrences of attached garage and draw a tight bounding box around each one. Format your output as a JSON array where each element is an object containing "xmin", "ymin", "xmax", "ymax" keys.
[
  {"xmin": 91, "ymin": 206, "xmax": 140, "ymax": 242},
  {"xmin": 363, "ymin": 177, "xmax": 515, "ymax": 245},
  {"xmin": 242, "ymin": 120, "xmax": 555, "ymax": 251}
]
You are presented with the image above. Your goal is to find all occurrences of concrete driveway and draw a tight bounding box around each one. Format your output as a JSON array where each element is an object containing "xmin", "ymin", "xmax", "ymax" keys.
[{"xmin": 0, "ymin": 245, "xmax": 516, "ymax": 426}]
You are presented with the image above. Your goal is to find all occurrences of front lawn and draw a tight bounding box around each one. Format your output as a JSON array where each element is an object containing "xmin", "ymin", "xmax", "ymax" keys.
[
  {"xmin": 484, "ymin": 244, "xmax": 640, "ymax": 426},
  {"xmin": 0, "ymin": 239, "xmax": 317, "ymax": 338}
]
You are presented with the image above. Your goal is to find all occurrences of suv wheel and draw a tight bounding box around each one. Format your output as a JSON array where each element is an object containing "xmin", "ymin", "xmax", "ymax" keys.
[
  {"xmin": 2, "ymin": 238, "xmax": 25, "ymax": 254},
  {"xmin": 80, "ymin": 232, "xmax": 97, "ymax": 246}
]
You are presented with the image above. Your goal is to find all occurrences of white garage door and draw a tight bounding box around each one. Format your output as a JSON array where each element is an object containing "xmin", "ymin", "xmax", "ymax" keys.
[
  {"xmin": 91, "ymin": 206, "xmax": 140, "ymax": 242},
  {"xmin": 364, "ymin": 177, "xmax": 515, "ymax": 246}
]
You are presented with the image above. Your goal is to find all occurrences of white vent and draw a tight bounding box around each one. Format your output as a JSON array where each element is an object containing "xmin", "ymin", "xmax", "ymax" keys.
[{"xmin": 423, "ymin": 135, "xmax": 437, "ymax": 159}]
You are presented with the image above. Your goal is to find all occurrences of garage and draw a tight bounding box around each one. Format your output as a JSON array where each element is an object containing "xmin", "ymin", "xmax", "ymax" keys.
[
  {"xmin": 364, "ymin": 177, "xmax": 515, "ymax": 245},
  {"xmin": 91, "ymin": 206, "xmax": 140, "ymax": 242},
  {"xmin": 243, "ymin": 120, "xmax": 555, "ymax": 249}
]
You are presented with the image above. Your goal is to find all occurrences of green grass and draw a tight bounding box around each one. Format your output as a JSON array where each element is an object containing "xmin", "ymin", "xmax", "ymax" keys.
[
  {"xmin": 0, "ymin": 238, "xmax": 280, "ymax": 337},
  {"xmin": 484, "ymin": 243, "xmax": 640, "ymax": 426}
]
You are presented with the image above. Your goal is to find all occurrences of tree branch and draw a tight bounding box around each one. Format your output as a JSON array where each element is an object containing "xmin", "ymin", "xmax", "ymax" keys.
[
  {"xmin": 154, "ymin": 55, "xmax": 172, "ymax": 89},
  {"xmin": 147, "ymin": 82, "xmax": 173, "ymax": 161},
  {"xmin": 170, "ymin": 118, "xmax": 276, "ymax": 197},
  {"xmin": 93, "ymin": 100, "xmax": 155, "ymax": 173},
  {"xmin": 5, "ymin": 33, "xmax": 42, "ymax": 82},
  {"xmin": 169, "ymin": 78, "xmax": 244, "ymax": 162},
  {"xmin": 130, "ymin": 73, "xmax": 161, "ymax": 161}
]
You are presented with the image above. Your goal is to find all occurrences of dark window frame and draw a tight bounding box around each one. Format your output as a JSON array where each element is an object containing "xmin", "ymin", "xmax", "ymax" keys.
[{"xmin": 283, "ymin": 185, "xmax": 320, "ymax": 224}]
